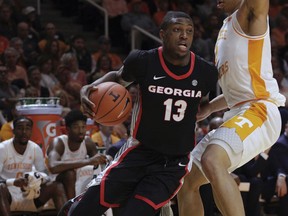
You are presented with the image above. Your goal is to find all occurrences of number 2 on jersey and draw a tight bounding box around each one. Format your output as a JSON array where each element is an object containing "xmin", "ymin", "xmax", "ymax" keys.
[{"xmin": 164, "ymin": 99, "xmax": 187, "ymax": 121}]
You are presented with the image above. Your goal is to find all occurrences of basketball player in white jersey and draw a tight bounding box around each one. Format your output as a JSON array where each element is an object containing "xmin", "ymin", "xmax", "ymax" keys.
[
  {"xmin": 46, "ymin": 110, "xmax": 107, "ymax": 199},
  {"xmin": 178, "ymin": 1, "xmax": 286, "ymax": 216},
  {"xmin": 0, "ymin": 116, "xmax": 67, "ymax": 216}
]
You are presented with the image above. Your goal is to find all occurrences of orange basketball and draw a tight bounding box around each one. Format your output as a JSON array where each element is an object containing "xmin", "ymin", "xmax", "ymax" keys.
[{"xmin": 88, "ymin": 82, "xmax": 132, "ymax": 126}]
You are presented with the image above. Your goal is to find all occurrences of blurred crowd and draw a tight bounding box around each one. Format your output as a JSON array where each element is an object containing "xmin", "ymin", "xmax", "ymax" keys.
[{"xmin": 0, "ymin": 0, "xmax": 288, "ymax": 215}]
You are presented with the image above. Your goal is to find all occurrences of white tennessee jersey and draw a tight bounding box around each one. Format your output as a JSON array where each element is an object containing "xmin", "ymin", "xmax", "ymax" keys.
[
  {"xmin": 215, "ymin": 11, "xmax": 286, "ymax": 108},
  {"xmin": 58, "ymin": 135, "xmax": 87, "ymax": 161},
  {"xmin": 0, "ymin": 139, "xmax": 46, "ymax": 180}
]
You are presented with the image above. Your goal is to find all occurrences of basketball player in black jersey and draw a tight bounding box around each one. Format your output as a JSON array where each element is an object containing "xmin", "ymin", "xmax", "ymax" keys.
[{"xmin": 58, "ymin": 11, "xmax": 218, "ymax": 216}]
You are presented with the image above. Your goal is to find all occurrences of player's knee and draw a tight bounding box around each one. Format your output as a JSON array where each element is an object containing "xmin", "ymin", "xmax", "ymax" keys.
[{"xmin": 59, "ymin": 170, "xmax": 77, "ymax": 183}]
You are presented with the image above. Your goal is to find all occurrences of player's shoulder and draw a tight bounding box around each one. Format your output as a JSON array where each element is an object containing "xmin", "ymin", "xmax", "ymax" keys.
[{"xmin": 194, "ymin": 54, "xmax": 217, "ymax": 69}]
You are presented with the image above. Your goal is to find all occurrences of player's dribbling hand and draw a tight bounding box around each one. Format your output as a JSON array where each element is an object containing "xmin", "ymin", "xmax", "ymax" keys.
[
  {"xmin": 80, "ymin": 84, "xmax": 98, "ymax": 118},
  {"xmin": 89, "ymin": 154, "xmax": 108, "ymax": 166}
]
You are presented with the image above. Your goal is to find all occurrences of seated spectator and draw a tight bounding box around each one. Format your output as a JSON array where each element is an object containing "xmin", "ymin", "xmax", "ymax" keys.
[
  {"xmin": 262, "ymin": 121, "xmax": 288, "ymax": 216},
  {"xmin": 0, "ymin": 65, "xmax": 20, "ymax": 111},
  {"xmin": 0, "ymin": 33, "xmax": 9, "ymax": 55},
  {"xmin": 46, "ymin": 110, "xmax": 107, "ymax": 199},
  {"xmin": 9, "ymin": 37, "xmax": 28, "ymax": 68},
  {"xmin": 3, "ymin": 47, "xmax": 28, "ymax": 85},
  {"xmin": 91, "ymin": 36, "xmax": 123, "ymax": 71},
  {"xmin": 16, "ymin": 21, "xmax": 39, "ymax": 66},
  {"xmin": 21, "ymin": 6, "xmax": 42, "ymax": 36},
  {"xmin": 59, "ymin": 52, "xmax": 87, "ymax": 87},
  {"xmin": 37, "ymin": 55, "xmax": 59, "ymax": 95},
  {"xmin": 26, "ymin": 65, "xmax": 50, "ymax": 97},
  {"xmin": 88, "ymin": 54, "xmax": 113, "ymax": 83},
  {"xmin": 68, "ymin": 34, "xmax": 92, "ymax": 74},
  {"xmin": 152, "ymin": 0, "xmax": 170, "ymax": 27},
  {"xmin": 38, "ymin": 22, "xmax": 68, "ymax": 55},
  {"xmin": 0, "ymin": 3, "xmax": 18, "ymax": 39},
  {"xmin": 91, "ymin": 124, "xmax": 120, "ymax": 151},
  {"xmin": 0, "ymin": 116, "xmax": 67, "ymax": 215}
]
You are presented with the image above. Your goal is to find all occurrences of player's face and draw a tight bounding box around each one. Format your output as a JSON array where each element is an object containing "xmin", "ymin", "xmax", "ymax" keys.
[
  {"xmin": 13, "ymin": 119, "xmax": 33, "ymax": 145},
  {"xmin": 160, "ymin": 17, "xmax": 194, "ymax": 60},
  {"xmin": 216, "ymin": 0, "xmax": 242, "ymax": 14},
  {"xmin": 67, "ymin": 120, "xmax": 87, "ymax": 142}
]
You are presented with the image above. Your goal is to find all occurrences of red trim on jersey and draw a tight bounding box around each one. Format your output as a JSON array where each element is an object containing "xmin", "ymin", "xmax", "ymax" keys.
[
  {"xmin": 158, "ymin": 47, "xmax": 195, "ymax": 80},
  {"xmin": 100, "ymin": 145, "xmax": 138, "ymax": 208}
]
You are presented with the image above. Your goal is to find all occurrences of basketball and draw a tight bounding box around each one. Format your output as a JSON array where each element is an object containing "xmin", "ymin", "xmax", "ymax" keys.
[{"xmin": 88, "ymin": 82, "xmax": 132, "ymax": 126}]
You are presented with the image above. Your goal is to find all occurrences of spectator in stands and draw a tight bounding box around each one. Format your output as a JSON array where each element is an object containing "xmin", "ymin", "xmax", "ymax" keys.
[
  {"xmin": 68, "ymin": 34, "xmax": 92, "ymax": 74},
  {"xmin": 92, "ymin": 36, "xmax": 123, "ymax": 71},
  {"xmin": 262, "ymin": 121, "xmax": 288, "ymax": 216},
  {"xmin": 89, "ymin": 54, "xmax": 113, "ymax": 83},
  {"xmin": 41, "ymin": 38, "xmax": 62, "ymax": 72},
  {"xmin": 271, "ymin": 15, "xmax": 288, "ymax": 49},
  {"xmin": 16, "ymin": 21, "xmax": 39, "ymax": 66},
  {"xmin": 0, "ymin": 102, "xmax": 17, "ymax": 141},
  {"xmin": 190, "ymin": 24, "xmax": 210, "ymax": 60},
  {"xmin": 152, "ymin": 0, "xmax": 170, "ymax": 27},
  {"xmin": 121, "ymin": 0, "xmax": 159, "ymax": 50},
  {"xmin": 91, "ymin": 124, "xmax": 120, "ymax": 151},
  {"xmin": 38, "ymin": 55, "xmax": 59, "ymax": 95},
  {"xmin": 0, "ymin": 116, "xmax": 67, "ymax": 215},
  {"xmin": 59, "ymin": 52, "xmax": 87, "ymax": 86},
  {"xmin": 38, "ymin": 22, "xmax": 68, "ymax": 54},
  {"xmin": 21, "ymin": 6, "xmax": 42, "ymax": 36},
  {"xmin": 26, "ymin": 65, "xmax": 50, "ymax": 97},
  {"xmin": 0, "ymin": 3, "xmax": 18, "ymax": 39},
  {"xmin": 0, "ymin": 33, "xmax": 9, "ymax": 55},
  {"xmin": 9, "ymin": 37, "xmax": 28, "ymax": 68},
  {"xmin": 4, "ymin": 47, "xmax": 28, "ymax": 85},
  {"xmin": 46, "ymin": 110, "xmax": 107, "ymax": 199},
  {"xmin": 0, "ymin": 65, "xmax": 19, "ymax": 111}
]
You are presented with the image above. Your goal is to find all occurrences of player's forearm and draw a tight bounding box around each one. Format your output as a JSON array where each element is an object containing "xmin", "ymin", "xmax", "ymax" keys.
[
  {"xmin": 209, "ymin": 94, "xmax": 228, "ymax": 113},
  {"xmin": 48, "ymin": 160, "xmax": 91, "ymax": 174}
]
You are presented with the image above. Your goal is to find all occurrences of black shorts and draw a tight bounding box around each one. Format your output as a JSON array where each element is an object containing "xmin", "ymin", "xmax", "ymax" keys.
[{"xmin": 98, "ymin": 142, "xmax": 190, "ymax": 210}]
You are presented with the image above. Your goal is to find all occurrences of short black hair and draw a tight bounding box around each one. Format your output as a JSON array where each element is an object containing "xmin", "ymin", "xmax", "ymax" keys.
[
  {"xmin": 64, "ymin": 109, "xmax": 87, "ymax": 127},
  {"xmin": 13, "ymin": 116, "xmax": 33, "ymax": 128},
  {"xmin": 160, "ymin": 11, "xmax": 192, "ymax": 30}
]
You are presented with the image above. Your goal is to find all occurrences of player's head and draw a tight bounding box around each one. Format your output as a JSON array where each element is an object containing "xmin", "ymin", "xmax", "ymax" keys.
[
  {"xmin": 13, "ymin": 116, "xmax": 33, "ymax": 145},
  {"xmin": 159, "ymin": 11, "xmax": 194, "ymax": 60},
  {"xmin": 64, "ymin": 109, "xmax": 87, "ymax": 142}
]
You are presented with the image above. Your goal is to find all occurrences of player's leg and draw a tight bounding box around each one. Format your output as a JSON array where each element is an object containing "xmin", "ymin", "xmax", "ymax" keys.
[
  {"xmin": 36, "ymin": 181, "xmax": 67, "ymax": 211},
  {"xmin": 56, "ymin": 170, "xmax": 77, "ymax": 199},
  {"xmin": 201, "ymin": 144, "xmax": 245, "ymax": 216},
  {"xmin": 68, "ymin": 185, "xmax": 109, "ymax": 216},
  {"xmin": 177, "ymin": 163, "xmax": 209, "ymax": 216},
  {"xmin": 0, "ymin": 183, "xmax": 12, "ymax": 216}
]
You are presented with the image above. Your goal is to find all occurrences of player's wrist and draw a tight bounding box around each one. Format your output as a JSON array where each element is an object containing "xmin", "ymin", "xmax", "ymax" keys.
[{"xmin": 6, "ymin": 178, "xmax": 16, "ymax": 186}]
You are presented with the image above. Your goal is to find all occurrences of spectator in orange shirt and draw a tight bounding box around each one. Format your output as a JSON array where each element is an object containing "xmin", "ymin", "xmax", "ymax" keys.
[{"xmin": 92, "ymin": 36, "xmax": 123, "ymax": 71}]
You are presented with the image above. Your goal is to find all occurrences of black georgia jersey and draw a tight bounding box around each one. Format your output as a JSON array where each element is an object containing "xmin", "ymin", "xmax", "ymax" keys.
[{"xmin": 122, "ymin": 47, "xmax": 218, "ymax": 155}]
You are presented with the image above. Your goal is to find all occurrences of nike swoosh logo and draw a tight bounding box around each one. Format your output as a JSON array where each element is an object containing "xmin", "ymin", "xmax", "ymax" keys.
[
  {"xmin": 153, "ymin": 75, "xmax": 166, "ymax": 80},
  {"xmin": 178, "ymin": 162, "xmax": 187, "ymax": 167}
]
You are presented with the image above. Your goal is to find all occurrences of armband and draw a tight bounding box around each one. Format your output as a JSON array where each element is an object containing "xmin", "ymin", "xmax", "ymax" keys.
[
  {"xmin": 6, "ymin": 178, "xmax": 15, "ymax": 186},
  {"xmin": 278, "ymin": 173, "xmax": 286, "ymax": 179}
]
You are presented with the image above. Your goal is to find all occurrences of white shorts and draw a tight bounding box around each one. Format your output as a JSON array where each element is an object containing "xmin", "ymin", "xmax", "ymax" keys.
[
  {"xmin": 9, "ymin": 186, "xmax": 37, "ymax": 212},
  {"xmin": 191, "ymin": 100, "xmax": 281, "ymax": 174}
]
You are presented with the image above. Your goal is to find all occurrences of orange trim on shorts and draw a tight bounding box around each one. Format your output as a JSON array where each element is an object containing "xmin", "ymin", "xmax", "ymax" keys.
[{"xmin": 223, "ymin": 102, "xmax": 267, "ymax": 141}]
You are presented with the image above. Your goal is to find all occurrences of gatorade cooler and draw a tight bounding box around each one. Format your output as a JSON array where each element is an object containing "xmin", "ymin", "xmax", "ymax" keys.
[{"xmin": 16, "ymin": 97, "xmax": 63, "ymax": 156}]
